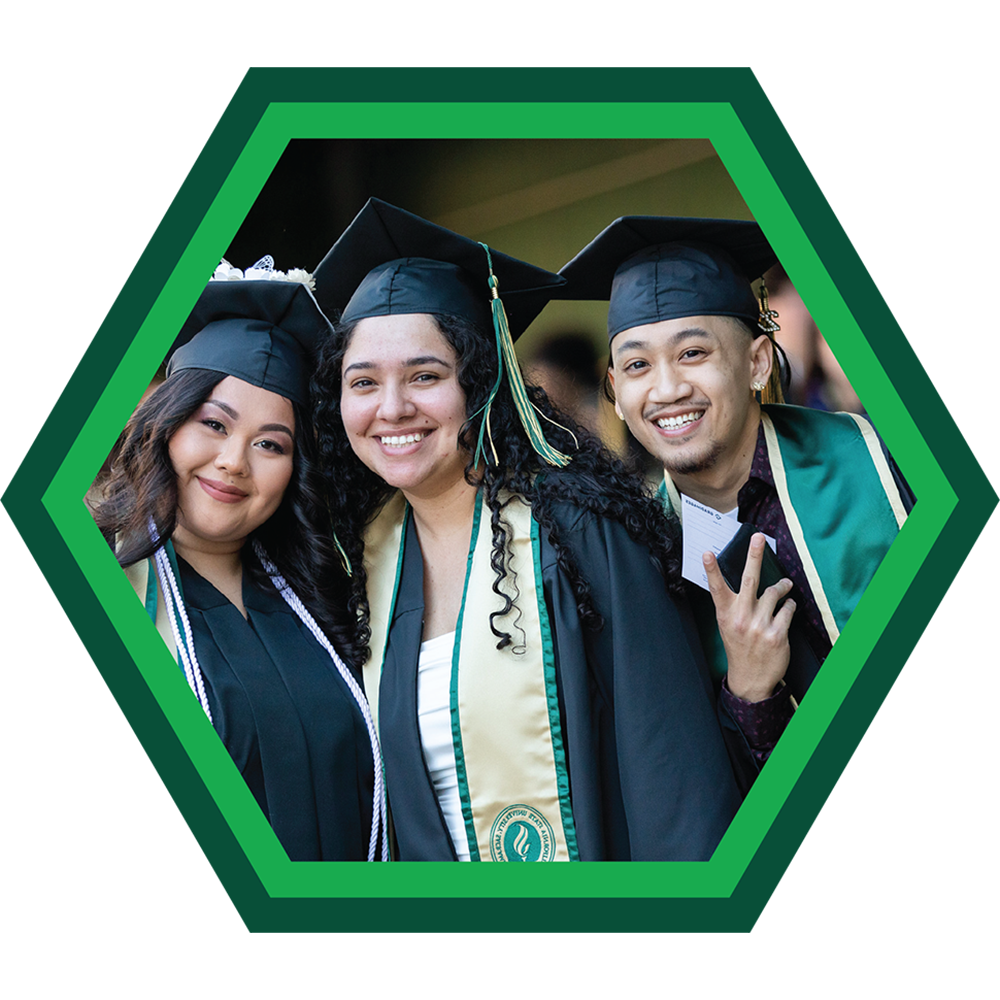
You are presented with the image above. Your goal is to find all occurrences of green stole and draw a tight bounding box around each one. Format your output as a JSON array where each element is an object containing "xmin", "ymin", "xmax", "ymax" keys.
[
  {"xmin": 662, "ymin": 405, "xmax": 908, "ymax": 673},
  {"xmin": 364, "ymin": 490, "xmax": 579, "ymax": 862},
  {"xmin": 123, "ymin": 542, "xmax": 184, "ymax": 663}
]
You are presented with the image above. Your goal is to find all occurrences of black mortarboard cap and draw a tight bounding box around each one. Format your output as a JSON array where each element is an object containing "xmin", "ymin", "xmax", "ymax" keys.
[
  {"xmin": 167, "ymin": 272, "xmax": 334, "ymax": 406},
  {"xmin": 558, "ymin": 216, "xmax": 778, "ymax": 342},
  {"xmin": 312, "ymin": 198, "xmax": 565, "ymax": 339}
]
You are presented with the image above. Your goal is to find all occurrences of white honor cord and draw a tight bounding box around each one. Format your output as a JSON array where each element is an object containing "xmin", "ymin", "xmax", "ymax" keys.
[
  {"xmin": 153, "ymin": 545, "xmax": 214, "ymax": 723},
  {"xmin": 252, "ymin": 541, "xmax": 389, "ymax": 863}
]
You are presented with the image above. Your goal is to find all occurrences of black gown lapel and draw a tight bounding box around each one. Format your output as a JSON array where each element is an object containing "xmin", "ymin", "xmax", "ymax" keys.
[{"xmin": 379, "ymin": 517, "xmax": 458, "ymax": 861}]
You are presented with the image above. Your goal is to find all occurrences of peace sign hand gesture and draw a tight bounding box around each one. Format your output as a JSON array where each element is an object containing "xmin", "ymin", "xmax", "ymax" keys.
[{"xmin": 703, "ymin": 533, "xmax": 796, "ymax": 703}]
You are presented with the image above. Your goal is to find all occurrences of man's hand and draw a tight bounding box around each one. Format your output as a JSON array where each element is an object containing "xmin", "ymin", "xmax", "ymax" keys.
[{"xmin": 703, "ymin": 533, "xmax": 795, "ymax": 703}]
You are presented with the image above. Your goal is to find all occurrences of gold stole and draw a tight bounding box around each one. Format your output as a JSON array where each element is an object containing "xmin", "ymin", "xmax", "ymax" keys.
[{"xmin": 363, "ymin": 490, "xmax": 578, "ymax": 862}]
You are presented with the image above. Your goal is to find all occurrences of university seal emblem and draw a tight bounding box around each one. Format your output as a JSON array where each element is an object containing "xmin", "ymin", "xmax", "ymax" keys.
[{"xmin": 489, "ymin": 804, "xmax": 556, "ymax": 862}]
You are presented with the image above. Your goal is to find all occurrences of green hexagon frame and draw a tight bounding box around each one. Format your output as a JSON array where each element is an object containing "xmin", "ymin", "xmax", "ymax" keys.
[{"xmin": 3, "ymin": 68, "xmax": 995, "ymax": 933}]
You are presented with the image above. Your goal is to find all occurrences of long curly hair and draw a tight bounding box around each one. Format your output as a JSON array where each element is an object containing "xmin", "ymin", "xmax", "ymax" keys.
[
  {"xmin": 312, "ymin": 312, "xmax": 683, "ymax": 665},
  {"xmin": 90, "ymin": 368, "xmax": 354, "ymax": 656}
]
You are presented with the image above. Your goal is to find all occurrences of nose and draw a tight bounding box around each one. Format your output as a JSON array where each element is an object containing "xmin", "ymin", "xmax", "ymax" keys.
[
  {"xmin": 376, "ymin": 381, "xmax": 417, "ymax": 422},
  {"xmin": 651, "ymin": 363, "xmax": 692, "ymax": 404},
  {"xmin": 215, "ymin": 435, "xmax": 248, "ymax": 477}
]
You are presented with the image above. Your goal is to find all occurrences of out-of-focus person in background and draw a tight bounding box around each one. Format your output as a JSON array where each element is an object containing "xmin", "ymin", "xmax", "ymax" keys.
[
  {"xmin": 765, "ymin": 265, "xmax": 863, "ymax": 414},
  {"xmin": 524, "ymin": 331, "xmax": 603, "ymax": 431},
  {"xmin": 525, "ymin": 330, "xmax": 660, "ymax": 476}
]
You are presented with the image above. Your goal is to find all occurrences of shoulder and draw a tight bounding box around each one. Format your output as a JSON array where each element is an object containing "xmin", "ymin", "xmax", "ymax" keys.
[
  {"xmin": 764, "ymin": 402, "xmax": 861, "ymax": 432},
  {"xmin": 535, "ymin": 497, "xmax": 660, "ymax": 577},
  {"xmin": 763, "ymin": 403, "xmax": 881, "ymax": 449}
]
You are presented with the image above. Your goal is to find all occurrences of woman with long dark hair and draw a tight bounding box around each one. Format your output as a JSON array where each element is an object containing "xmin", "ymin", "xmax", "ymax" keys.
[
  {"xmin": 311, "ymin": 200, "xmax": 739, "ymax": 862},
  {"xmin": 91, "ymin": 261, "xmax": 386, "ymax": 862}
]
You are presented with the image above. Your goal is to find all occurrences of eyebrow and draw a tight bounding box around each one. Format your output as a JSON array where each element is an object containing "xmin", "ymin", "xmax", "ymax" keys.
[
  {"xmin": 613, "ymin": 326, "xmax": 715, "ymax": 358},
  {"xmin": 343, "ymin": 355, "xmax": 454, "ymax": 375},
  {"xmin": 205, "ymin": 400, "xmax": 293, "ymax": 438},
  {"xmin": 205, "ymin": 398, "xmax": 238, "ymax": 418},
  {"xmin": 259, "ymin": 423, "xmax": 295, "ymax": 437}
]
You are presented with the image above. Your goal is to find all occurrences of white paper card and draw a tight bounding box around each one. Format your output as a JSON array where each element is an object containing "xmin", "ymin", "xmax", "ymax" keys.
[{"xmin": 680, "ymin": 494, "xmax": 775, "ymax": 591}]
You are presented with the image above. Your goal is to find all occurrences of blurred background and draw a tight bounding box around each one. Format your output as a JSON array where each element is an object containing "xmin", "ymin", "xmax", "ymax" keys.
[{"xmin": 219, "ymin": 138, "xmax": 862, "ymax": 467}]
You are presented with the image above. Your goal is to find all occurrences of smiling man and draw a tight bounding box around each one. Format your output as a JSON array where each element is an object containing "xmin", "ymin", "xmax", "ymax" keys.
[{"xmin": 559, "ymin": 217, "xmax": 913, "ymax": 789}]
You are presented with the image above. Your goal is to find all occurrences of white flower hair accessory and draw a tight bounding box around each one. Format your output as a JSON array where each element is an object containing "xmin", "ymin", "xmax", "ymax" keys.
[{"xmin": 211, "ymin": 255, "xmax": 316, "ymax": 290}]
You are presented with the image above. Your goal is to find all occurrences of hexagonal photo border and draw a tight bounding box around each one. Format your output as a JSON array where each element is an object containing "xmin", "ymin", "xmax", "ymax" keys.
[{"xmin": 3, "ymin": 68, "xmax": 995, "ymax": 932}]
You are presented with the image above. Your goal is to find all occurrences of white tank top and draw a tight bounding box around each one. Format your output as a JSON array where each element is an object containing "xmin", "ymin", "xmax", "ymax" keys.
[{"xmin": 417, "ymin": 631, "xmax": 471, "ymax": 861}]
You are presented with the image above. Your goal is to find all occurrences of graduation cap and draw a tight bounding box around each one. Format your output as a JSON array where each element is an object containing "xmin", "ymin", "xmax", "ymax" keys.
[
  {"xmin": 557, "ymin": 216, "xmax": 779, "ymax": 343},
  {"xmin": 167, "ymin": 259, "xmax": 334, "ymax": 406},
  {"xmin": 313, "ymin": 198, "xmax": 573, "ymax": 467},
  {"xmin": 313, "ymin": 198, "xmax": 564, "ymax": 336}
]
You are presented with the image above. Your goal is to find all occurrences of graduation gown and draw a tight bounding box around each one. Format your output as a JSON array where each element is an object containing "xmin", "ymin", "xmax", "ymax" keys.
[
  {"xmin": 376, "ymin": 500, "xmax": 741, "ymax": 862},
  {"xmin": 172, "ymin": 556, "xmax": 377, "ymax": 861}
]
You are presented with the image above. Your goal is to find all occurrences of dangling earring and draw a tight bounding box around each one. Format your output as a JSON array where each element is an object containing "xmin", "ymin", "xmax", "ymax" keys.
[{"xmin": 758, "ymin": 277, "xmax": 781, "ymax": 335}]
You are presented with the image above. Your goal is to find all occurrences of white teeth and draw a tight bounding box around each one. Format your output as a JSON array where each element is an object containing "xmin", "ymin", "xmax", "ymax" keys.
[
  {"xmin": 656, "ymin": 411, "xmax": 704, "ymax": 430},
  {"xmin": 379, "ymin": 432, "xmax": 427, "ymax": 447}
]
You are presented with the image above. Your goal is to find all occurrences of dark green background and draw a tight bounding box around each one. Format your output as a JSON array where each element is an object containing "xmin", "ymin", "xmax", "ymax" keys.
[{"xmin": 7, "ymin": 70, "xmax": 1000, "ymax": 931}]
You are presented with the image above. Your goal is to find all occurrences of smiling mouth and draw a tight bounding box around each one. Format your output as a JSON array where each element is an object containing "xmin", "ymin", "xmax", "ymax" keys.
[
  {"xmin": 377, "ymin": 431, "xmax": 430, "ymax": 449},
  {"xmin": 655, "ymin": 410, "xmax": 705, "ymax": 431},
  {"xmin": 197, "ymin": 477, "xmax": 249, "ymax": 503}
]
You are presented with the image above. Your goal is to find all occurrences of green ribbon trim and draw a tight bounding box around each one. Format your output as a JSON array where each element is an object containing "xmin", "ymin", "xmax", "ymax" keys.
[
  {"xmin": 530, "ymin": 508, "xmax": 579, "ymax": 861},
  {"xmin": 143, "ymin": 540, "xmax": 189, "ymax": 676},
  {"xmin": 451, "ymin": 489, "xmax": 485, "ymax": 862}
]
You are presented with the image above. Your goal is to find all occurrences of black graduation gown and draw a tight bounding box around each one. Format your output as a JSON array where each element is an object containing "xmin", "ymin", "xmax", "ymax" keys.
[
  {"xmin": 378, "ymin": 502, "xmax": 741, "ymax": 861},
  {"xmin": 178, "ymin": 557, "xmax": 376, "ymax": 861}
]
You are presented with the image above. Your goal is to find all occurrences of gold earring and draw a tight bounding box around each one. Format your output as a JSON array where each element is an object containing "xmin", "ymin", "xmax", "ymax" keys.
[
  {"xmin": 757, "ymin": 278, "xmax": 781, "ymax": 335},
  {"xmin": 751, "ymin": 380, "xmax": 767, "ymax": 392}
]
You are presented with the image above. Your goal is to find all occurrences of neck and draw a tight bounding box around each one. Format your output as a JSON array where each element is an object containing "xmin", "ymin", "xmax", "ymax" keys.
[
  {"xmin": 669, "ymin": 408, "xmax": 761, "ymax": 512},
  {"xmin": 170, "ymin": 528, "xmax": 245, "ymax": 582},
  {"xmin": 404, "ymin": 475, "xmax": 479, "ymax": 543}
]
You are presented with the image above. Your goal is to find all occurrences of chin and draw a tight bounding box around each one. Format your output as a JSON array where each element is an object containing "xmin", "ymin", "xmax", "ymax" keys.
[{"xmin": 661, "ymin": 439, "xmax": 725, "ymax": 477}]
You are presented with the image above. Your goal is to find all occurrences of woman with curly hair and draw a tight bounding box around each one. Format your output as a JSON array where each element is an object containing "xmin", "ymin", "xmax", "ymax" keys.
[
  {"xmin": 311, "ymin": 200, "xmax": 740, "ymax": 863},
  {"xmin": 91, "ymin": 262, "xmax": 386, "ymax": 862}
]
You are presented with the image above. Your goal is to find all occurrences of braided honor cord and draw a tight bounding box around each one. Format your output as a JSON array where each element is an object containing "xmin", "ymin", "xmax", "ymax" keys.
[
  {"xmin": 151, "ymin": 542, "xmax": 214, "ymax": 723},
  {"xmin": 252, "ymin": 541, "xmax": 389, "ymax": 862}
]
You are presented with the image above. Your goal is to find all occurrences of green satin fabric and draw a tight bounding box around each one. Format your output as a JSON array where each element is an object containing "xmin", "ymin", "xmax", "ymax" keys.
[
  {"xmin": 662, "ymin": 404, "xmax": 906, "ymax": 658},
  {"xmin": 760, "ymin": 405, "xmax": 905, "ymax": 641}
]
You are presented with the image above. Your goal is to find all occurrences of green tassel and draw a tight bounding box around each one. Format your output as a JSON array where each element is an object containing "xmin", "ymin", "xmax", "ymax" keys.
[
  {"xmin": 472, "ymin": 244, "xmax": 574, "ymax": 469},
  {"xmin": 333, "ymin": 531, "xmax": 353, "ymax": 577}
]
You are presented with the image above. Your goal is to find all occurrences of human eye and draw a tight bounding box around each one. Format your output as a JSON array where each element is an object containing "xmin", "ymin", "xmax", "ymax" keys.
[
  {"xmin": 349, "ymin": 376, "xmax": 376, "ymax": 390},
  {"xmin": 622, "ymin": 358, "xmax": 649, "ymax": 373},
  {"xmin": 200, "ymin": 417, "xmax": 226, "ymax": 432},
  {"xmin": 256, "ymin": 438, "xmax": 288, "ymax": 455},
  {"xmin": 679, "ymin": 347, "xmax": 707, "ymax": 361},
  {"xmin": 413, "ymin": 371, "xmax": 441, "ymax": 384}
]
